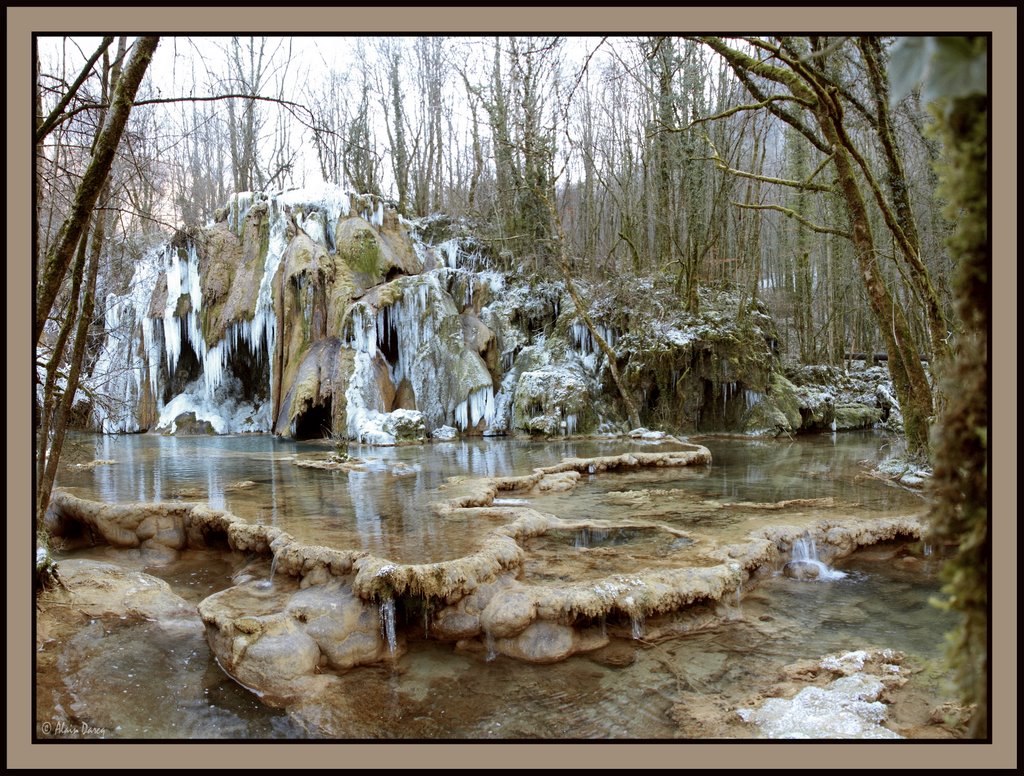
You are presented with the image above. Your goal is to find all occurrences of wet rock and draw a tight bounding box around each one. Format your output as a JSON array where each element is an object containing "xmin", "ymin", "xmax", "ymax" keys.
[
  {"xmin": 431, "ymin": 425, "xmax": 458, "ymax": 441},
  {"xmin": 587, "ymin": 640, "xmax": 638, "ymax": 668},
  {"xmin": 431, "ymin": 576, "xmax": 516, "ymax": 640},
  {"xmin": 512, "ymin": 364, "xmax": 592, "ymax": 436},
  {"xmin": 783, "ymin": 560, "xmax": 822, "ymax": 580},
  {"xmin": 534, "ymin": 470, "xmax": 581, "ymax": 493},
  {"xmin": 742, "ymin": 373, "xmax": 801, "ymax": 436},
  {"xmin": 495, "ymin": 621, "xmax": 581, "ymax": 663},
  {"xmin": 48, "ymin": 559, "xmax": 196, "ymax": 621},
  {"xmin": 199, "ymin": 576, "xmax": 397, "ymax": 699},
  {"xmin": 461, "ymin": 311, "xmax": 495, "ymax": 354},
  {"xmin": 382, "ymin": 409, "xmax": 428, "ymax": 443},
  {"xmin": 479, "ymin": 588, "xmax": 537, "ymax": 638},
  {"xmin": 286, "ymin": 581, "xmax": 392, "ymax": 670},
  {"xmin": 159, "ymin": 411, "xmax": 216, "ymax": 435},
  {"xmin": 238, "ymin": 618, "xmax": 321, "ymax": 683},
  {"xmin": 834, "ymin": 403, "xmax": 882, "ymax": 431}
]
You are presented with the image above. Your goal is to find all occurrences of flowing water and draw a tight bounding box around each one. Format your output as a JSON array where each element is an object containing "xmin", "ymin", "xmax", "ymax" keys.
[{"xmin": 41, "ymin": 431, "xmax": 959, "ymax": 739}]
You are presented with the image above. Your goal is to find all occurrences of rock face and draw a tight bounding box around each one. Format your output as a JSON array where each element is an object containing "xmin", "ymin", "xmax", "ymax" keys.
[{"xmin": 82, "ymin": 184, "xmax": 836, "ymax": 442}]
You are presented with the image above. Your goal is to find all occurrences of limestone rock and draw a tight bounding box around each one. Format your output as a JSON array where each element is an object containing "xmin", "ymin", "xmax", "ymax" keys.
[
  {"xmin": 783, "ymin": 560, "xmax": 822, "ymax": 580},
  {"xmin": 479, "ymin": 587, "xmax": 537, "ymax": 638},
  {"xmin": 495, "ymin": 620, "xmax": 608, "ymax": 664},
  {"xmin": 49, "ymin": 559, "xmax": 196, "ymax": 621},
  {"xmin": 286, "ymin": 581, "xmax": 392, "ymax": 670},
  {"xmin": 512, "ymin": 364, "xmax": 592, "ymax": 436}
]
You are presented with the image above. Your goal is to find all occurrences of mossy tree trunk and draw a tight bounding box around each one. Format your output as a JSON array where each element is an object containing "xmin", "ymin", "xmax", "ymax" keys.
[{"xmin": 927, "ymin": 90, "xmax": 989, "ymax": 740}]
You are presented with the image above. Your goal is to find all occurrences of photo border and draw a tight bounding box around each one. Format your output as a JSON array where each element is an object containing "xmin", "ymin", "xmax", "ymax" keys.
[{"xmin": 8, "ymin": 5, "xmax": 1016, "ymax": 769}]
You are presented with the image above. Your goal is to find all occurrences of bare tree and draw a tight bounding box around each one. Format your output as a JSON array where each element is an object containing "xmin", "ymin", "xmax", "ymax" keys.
[{"xmin": 35, "ymin": 36, "xmax": 159, "ymax": 528}]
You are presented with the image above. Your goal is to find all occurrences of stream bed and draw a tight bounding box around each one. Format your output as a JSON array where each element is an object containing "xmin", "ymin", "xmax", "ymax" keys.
[{"xmin": 37, "ymin": 431, "xmax": 961, "ymax": 739}]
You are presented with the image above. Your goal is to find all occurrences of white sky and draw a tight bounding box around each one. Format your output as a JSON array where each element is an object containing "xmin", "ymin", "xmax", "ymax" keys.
[{"xmin": 38, "ymin": 35, "xmax": 619, "ymax": 196}]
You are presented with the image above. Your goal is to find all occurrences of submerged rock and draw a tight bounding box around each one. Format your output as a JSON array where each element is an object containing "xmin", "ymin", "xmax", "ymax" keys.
[
  {"xmin": 495, "ymin": 620, "xmax": 608, "ymax": 664},
  {"xmin": 45, "ymin": 559, "xmax": 196, "ymax": 621},
  {"xmin": 737, "ymin": 649, "xmax": 910, "ymax": 739},
  {"xmin": 782, "ymin": 560, "xmax": 821, "ymax": 580}
]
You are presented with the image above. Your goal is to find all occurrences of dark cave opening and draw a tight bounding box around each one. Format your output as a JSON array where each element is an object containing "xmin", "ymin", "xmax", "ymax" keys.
[{"xmin": 294, "ymin": 399, "xmax": 333, "ymax": 440}]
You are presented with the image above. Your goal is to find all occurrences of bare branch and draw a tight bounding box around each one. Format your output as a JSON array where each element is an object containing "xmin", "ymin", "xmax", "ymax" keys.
[
  {"xmin": 704, "ymin": 134, "xmax": 834, "ymax": 192},
  {"xmin": 731, "ymin": 202, "xmax": 851, "ymax": 238},
  {"xmin": 35, "ymin": 36, "xmax": 114, "ymax": 143},
  {"xmin": 649, "ymin": 93, "xmax": 813, "ymax": 138}
]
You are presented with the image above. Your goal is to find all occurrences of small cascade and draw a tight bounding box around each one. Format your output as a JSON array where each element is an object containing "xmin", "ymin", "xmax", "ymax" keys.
[
  {"xmin": 630, "ymin": 613, "xmax": 646, "ymax": 641},
  {"xmin": 484, "ymin": 629, "xmax": 498, "ymax": 662},
  {"xmin": 574, "ymin": 527, "xmax": 610, "ymax": 549},
  {"xmin": 784, "ymin": 536, "xmax": 847, "ymax": 581},
  {"xmin": 256, "ymin": 552, "xmax": 279, "ymax": 590},
  {"xmin": 379, "ymin": 597, "xmax": 397, "ymax": 656}
]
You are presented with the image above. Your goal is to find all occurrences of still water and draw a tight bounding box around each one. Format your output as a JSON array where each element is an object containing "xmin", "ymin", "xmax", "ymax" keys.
[{"xmin": 43, "ymin": 431, "xmax": 957, "ymax": 739}]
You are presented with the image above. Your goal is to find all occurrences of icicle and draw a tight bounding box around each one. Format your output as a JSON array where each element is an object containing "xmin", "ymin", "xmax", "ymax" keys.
[
  {"xmin": 454, "ymin": 386, "xmax": 496, "ymax": 432},
  {"xmin": 484, "ymin": 629, "xmax": 497, "ymax": 662},
  {"xmin": 380, "ymin": 597, "xmax": 397, "ymax": 656},
  {"xmin": 631, "ymin": 613, "xmax": 645, "ymax": 640},
  {"xmin": 371, "ymin": 200, "xmax": 385, "ymax": 228}
]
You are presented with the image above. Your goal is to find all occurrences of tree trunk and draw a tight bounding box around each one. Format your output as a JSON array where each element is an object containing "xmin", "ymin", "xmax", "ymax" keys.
[
  {"xmin": 37, "ymin": 195, "xmax": 106, "ymax": 527},
  {"xmin": 858, "ymin": 37, "xmax": 951, "ymax": 367},
  {"xmin": 35, "ymin": 36, "xmax": 159, "ymax": 348},
  {"xmin": 823, "ymin": 122, "xmax": 933, "ymax": 455},
  {"xmin": 927, "ymin": 88, "xmax": 988, "ymax": 740}
]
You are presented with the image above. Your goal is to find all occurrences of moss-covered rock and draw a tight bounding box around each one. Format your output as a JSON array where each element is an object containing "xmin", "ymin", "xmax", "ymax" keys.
[
  {"xmin": 742, "ymin": 372, "xmax": 801, "ymax": 436},
  {"xmin": 834, "ymin": 403, "xmax": 883, "ymax": 430}
]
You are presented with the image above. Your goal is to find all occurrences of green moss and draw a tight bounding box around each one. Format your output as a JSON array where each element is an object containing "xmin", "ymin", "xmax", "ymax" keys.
[
  {"xmin": 174, "ymin": 294, "xmax": 192, "ymax": 318},
  {"xmin": 833, "ymin": 403, "xmax": 882, "ymax": 430},
  {"xmin": 339, "ymin": 232, "xmax": 382, "ymax": 278},
  {"xmin": 769, "ymin": 373, "xmax": 802, "ymax": 430},
  {"xmin": 926, "ymin": 90, "xmax": 988, "ymax": 739}
]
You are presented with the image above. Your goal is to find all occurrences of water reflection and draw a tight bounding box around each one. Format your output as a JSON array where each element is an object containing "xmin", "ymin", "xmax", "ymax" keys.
[{"xmin": 57, "ymin": 431, "xmax": 923, "ymax": 564}]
